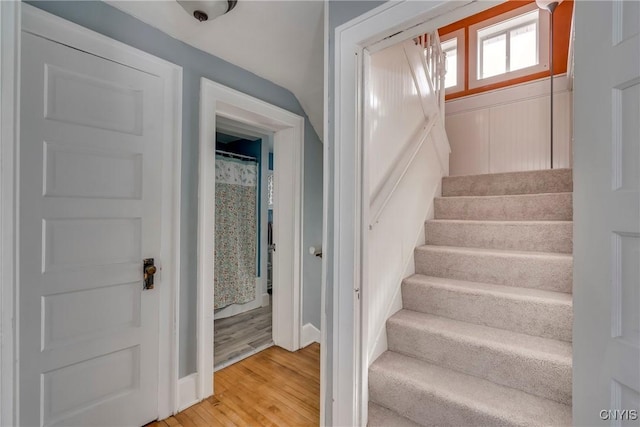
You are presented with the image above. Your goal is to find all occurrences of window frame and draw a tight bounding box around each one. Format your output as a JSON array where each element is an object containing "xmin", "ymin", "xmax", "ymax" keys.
[
  {"xmin": 468, "ymin": 2, "xmax": 550, "ymax": 89},
  {"xmin": 440, "ymin": 28, "xmax": 465, "ymax": 95}
]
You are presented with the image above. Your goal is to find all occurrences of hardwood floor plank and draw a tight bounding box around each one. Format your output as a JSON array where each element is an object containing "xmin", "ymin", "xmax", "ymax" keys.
[
  {"xmin": 226, "ymin": 376, "xmax": 319, "ymax": 425},
  {"xmin": 164, "ymin": 417, "xmax": 182, "ymax": 427},
  {"xmin": 241, "ymin": 356, "xmax": 320, "ymax": 406},
  {"xmin": 173, "ymin": 411, "xmax": 199, "ymax": 427},
  {"xmin": 195, "ymin": 402, "xmax": 235, "ymax": 427},
  {"xmin": 223, "ymin": 392, "xmax": 279, "ymax": 427},
  {"xmin": 158, "ymin": 344, "xmax": 320, "ymax": 426}
]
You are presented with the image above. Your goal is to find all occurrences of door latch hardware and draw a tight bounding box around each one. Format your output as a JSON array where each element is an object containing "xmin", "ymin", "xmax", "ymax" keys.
[{"xmin": 143, "ymin": 258, "xmax": 157, "ymax": 290}]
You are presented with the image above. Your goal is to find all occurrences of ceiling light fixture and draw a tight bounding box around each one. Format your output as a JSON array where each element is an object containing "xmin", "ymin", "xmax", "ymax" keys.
[{"xmin": 177, "ymin": 0, "xmax": 238, "ymax": 22}]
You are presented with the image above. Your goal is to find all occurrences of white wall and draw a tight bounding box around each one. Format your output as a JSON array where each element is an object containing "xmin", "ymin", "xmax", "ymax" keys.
[
  {"xmin": 368, "ymin": 135, "xmax": 444, "ymax": 363},
  {"xmin": 368, "ymin": 43, "xmax": 426, "ymax": 199},
  {"xmin": 366, "ymin": 42, "xmax": 448, "ymax": 364},
  {"xmin": 446, "ymin": 75, "xmax": 573, "ymax": 176}
]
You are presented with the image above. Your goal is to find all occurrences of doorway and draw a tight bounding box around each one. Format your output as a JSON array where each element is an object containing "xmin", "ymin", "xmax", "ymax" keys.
[
  {"xmin": 331, "ymin": 1, "xmax": 510, "ymax": 425},
  {"xmin": 194, "ymin": 78, "xmax": 305, "ymax": 403},
  {"xmin": 213, "ymin": 117, "xmax": 274, "ymax": 370}
]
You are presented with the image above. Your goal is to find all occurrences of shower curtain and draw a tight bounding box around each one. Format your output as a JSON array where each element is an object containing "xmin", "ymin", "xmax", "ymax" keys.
[{"xmin": 214, "ymin": 155, "xmax": 258, "ymax": 309}]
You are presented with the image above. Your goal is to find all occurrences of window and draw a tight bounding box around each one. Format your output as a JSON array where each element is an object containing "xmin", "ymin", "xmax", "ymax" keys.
[
  {"xmin": 469, "ymin": 3, "xmax": 549, "ymax": 89},
  {"xmin": 440, "ymin": 28, "xmax": 465, "ymax": 94},
  {"xmin": 442, "ymin": 38, "xmax": 458, "ymax": 88}
]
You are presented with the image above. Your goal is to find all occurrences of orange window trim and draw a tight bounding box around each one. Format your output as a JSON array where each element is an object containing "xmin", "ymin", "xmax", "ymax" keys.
[{"xmin": 439, "ymin": 0, "xmax": 574, "ymax": 101}]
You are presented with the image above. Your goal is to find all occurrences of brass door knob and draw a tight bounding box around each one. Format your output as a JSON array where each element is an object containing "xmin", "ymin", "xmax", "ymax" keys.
[{"xmin": 143, "ymin": 258, "xmax": 156, "ymax": 290}]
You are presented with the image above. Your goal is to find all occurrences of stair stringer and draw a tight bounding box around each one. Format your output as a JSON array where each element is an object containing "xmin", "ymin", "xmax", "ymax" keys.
[{"xmin": 368, "ymin": 222, "xmax": 424, "ymax": 365}]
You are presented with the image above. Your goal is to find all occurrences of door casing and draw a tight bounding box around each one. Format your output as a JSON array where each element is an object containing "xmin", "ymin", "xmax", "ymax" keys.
[
  {"xmin": 196, "ymin": 77, "xmax": 305, "ymax": 404},
  {"xmin": 0, "ymin": 3, "xmax": 183, "ymax": 424}
]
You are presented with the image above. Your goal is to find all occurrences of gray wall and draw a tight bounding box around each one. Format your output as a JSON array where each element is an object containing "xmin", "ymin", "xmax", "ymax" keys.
[
  {"xmin": 325, "ymin": 2, "xmax": 386, "ymax": 424},
  {"xmin": 29, "ymin": 1, "xmax": 324, "ymax": 378}
]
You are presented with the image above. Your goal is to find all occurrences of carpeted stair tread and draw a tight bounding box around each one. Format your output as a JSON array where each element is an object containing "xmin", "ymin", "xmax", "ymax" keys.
[
  {"xmin": 368, "ymin": 402, "xmax": 422, "ymax": 427},
  {"xmin": 414, "ymin": 245, "xmax": 573, "ymax": 293},
  {"xmin": 387, "ymin": 310, "xmax": 572, "ymax": 404},
  {"xmin": 442, "ymin": 168, "xmax": 572, "ymax": 197},
  {"xmin": 434, "ymin": 192, "xmax": 572, "ymax": 221},
  {"xmin": 425, "ymin": 219, "xmax": 573, "ymax": 253},
  {"xmin": 369, "ymin": 351, "xmax": 572, "ymax": 427},
  {"xmin": 401, "ymin": 274, "xmax": 572, "ymax": 342},
  {"xmin": 370, "ymin": 169, "xmax": 574, "ymax": 425}
]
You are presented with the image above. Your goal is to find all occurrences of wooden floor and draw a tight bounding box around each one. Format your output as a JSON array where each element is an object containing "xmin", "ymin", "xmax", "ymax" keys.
[
  {"xmin": 149, "ymin": 343, "xmax": 320, "ymax": 427},
  {"xmin": 214, "ymin": 303, "xmax": 272, "ymax": 369}
]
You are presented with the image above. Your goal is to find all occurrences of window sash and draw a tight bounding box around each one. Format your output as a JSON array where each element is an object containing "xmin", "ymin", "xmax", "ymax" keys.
[
  {"xmin": 440, "ymin": 28, "xmax": 465, "ymax": 94},
  {"xmin": 467, "ymin": 2, "xmax": 550, "ymax": 90},
  {"xmin": 478, "ymin": 19, "xmax": 538, "ymax": 79}
]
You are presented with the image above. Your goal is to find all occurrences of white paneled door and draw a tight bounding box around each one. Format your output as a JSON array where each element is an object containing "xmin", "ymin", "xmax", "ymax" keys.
[
  {"xmin": 20, "ymin": 32, "xmax": 164, "ymax": 426},
  {"xmin": 573, "ymin": 1, "xmax": 640, "ymax": 425}
]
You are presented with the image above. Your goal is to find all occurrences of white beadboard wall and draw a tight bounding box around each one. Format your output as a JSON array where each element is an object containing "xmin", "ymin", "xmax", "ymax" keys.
[
  {"xmin": 446, "ymin": 76, "xmax": 573, "ymax": 176},
  {"xmin": 366, "ymin": 42, "xmax": 448, "ymax": 364},
  {"xmin": 368, "ymin": 135, "xmax": 444, "ymax": 364},
  {"xmin": 367, "ymin": 42, "xmax": 426, "ymax": 198}
]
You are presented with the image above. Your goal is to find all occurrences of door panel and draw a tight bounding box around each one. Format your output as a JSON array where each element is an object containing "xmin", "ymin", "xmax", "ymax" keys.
[
  {"xmin": 20, "ymin": 32, "xmax": 164, "ymax": 427},
  {"xmin": 573, "ymin": 1, "xmax": 640, "ymax": 425}
]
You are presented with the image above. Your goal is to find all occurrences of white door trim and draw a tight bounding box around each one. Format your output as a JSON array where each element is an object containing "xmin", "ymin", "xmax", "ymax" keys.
[
  {"xmin": 1, "ymin": 3, "xmax": 183, "ymax": 422},
  {"xmin": 197, "ymin": 78, "xmax": 305, "ymax": 401},
  {"xmin": 321, "ymin": 1, "xmax": 329, "ymax": 425},
  {"xmin": 332, "ymin": 1, "xmax": 499, "ymax": 425},
  {"xmin": 0, "ymin": 1, "xmax": 21, "ymax": 426}
]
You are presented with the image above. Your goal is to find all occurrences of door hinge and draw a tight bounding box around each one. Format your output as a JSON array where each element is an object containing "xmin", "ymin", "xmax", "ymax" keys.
[{"xmin": 355, "ymin": 288, "xmax": 360, "ymax": 300}]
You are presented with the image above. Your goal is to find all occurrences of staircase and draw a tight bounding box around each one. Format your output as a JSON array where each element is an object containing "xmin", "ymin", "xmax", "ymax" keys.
[{"xmin": 368, "ymin": 169, "xmax": 574, "ymax": 427}]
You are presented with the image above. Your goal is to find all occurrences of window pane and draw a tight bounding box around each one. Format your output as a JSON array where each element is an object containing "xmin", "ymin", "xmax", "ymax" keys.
[
  {"xmin": 444, "ymin": 48, "xmax": 457, "ymax": 88},
  {"xmin": 510, "ymin": 22, "xmax": 537, "ymax": 71},
  {"xmin": 481, "ymin": 33, "xmax": 506, "ymax": 79}
]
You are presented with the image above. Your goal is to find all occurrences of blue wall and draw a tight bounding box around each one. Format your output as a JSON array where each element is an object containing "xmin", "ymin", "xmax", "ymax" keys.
[{"xmin": 28, "ymin": 1, "xmax": 324, "ymax": 378}]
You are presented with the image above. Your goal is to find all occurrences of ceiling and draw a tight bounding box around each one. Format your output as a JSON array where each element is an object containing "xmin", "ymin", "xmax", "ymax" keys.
[{"xmin": 107, "ymin": 0, "xmax": 324, "ymax": 140}]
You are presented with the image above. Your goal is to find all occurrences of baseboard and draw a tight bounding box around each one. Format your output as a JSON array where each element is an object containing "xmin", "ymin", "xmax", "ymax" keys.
[
  {"xmin": 301, "ymin": 323, "xmax": 321, "ymax": 347},
  {"xmin": 214, "ymin": 296, "xmax": 262, "ymax": 320},
  {"xmin": 178, "ymin": 373, "xmax": 199, "ymax": 412},
  {"xmin": 262, "ymin": 292, "xmax": 270, "ymax": 307}
]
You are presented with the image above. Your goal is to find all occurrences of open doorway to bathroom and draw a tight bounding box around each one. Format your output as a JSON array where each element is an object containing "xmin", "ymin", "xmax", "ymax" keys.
[{"xmin": 213, "ymin": 116, "xmax": 275, "ymax": 371}]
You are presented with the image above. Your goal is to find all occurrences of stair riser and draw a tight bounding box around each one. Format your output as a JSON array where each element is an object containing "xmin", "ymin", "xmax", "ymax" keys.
[
  {"xmin": 387, "ymin": 320, "xmax": 572, "ymax": 405},
  {"xmin": 401, "ymin": 280, "xmax": 573, "ymax": 342},
  {"xmin": 435, "ymin": 193, "xmax": 573, "ymax": 221},
  {"xmin": 370, "ymin": 370, "xmax": 524, "ymax": 427},
  {"xmin": 368, "ymin": 403, "xmax": 422, "ymax": 427},
  {"xmin": 415, "ymin": 248, "xmax": 573, "ymax": 293},
  {"xmin": 425, "ymin": 221, "xmax": 573, "ymax": 254},
  {"xmin": 443, "ymin": 169, "xmax": 573, "ymax": 197}
]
